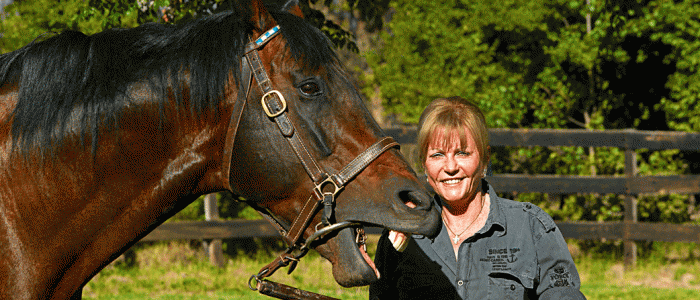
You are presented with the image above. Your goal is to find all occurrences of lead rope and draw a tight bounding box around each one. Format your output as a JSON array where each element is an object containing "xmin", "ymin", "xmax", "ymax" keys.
[
  {"xmin": 256, "ymin": 280, "xmax": 340, "ymax": 300},
  {"xmin": 248, "ymin": 222, "xmax": 364, "ymax": 300}
]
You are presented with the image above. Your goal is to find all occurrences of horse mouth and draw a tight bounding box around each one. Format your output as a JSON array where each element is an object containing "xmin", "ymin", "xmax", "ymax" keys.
[
  {"xmin": 325, "ymin": 194, "xmax": 439, "ymax": 287},
  {"xmin": 309, "ymin": 225, "xmax": 372, "ymax": 287},
  {"xmin": 357, "ymin": 228, "xmax": 381, "ymax": 279},
  {"xmin": 324, "ymin": 225, "xmax": 410, "ymax": 287},
  {"xmin": 357, "ymin": 228, "xmax": 409, "ymax": 279}
]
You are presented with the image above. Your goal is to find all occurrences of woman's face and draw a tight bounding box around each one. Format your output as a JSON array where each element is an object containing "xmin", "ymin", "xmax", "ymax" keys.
[{"xmin": 424, "ymin": 129, "xmax": 485, "ymax": 204}]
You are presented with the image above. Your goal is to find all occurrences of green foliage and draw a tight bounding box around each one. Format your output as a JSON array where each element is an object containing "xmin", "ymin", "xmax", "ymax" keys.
[
  {"xmin": 365, "ymin": 0, "xmax": 555, "ymax": 126},
  {"xmin": 625, "ymin": 0, "xmax": 700, "ymax": 132},
  {"xmin": 0, "ymin": 0, "xmax": 365, "ymax": 54},
  {"xmin": 167, "ymin": 192, "xmax": 262, "ymax": 222},
  {"xmin": 0, "ymin": 0, "xmax": 188, "ymax": 53},
  {"xmin": 366, "ymin": 0, "xmax": 700, "ymax": 132},
  {"xmin": 1, "ymin": 0, "xmax": 92, "ymax": 52}
]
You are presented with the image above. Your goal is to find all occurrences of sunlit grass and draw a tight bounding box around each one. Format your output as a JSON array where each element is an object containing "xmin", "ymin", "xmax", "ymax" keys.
[{"xmin": 83, "ymin": 240, "xmax": 369, "ymax": 300}]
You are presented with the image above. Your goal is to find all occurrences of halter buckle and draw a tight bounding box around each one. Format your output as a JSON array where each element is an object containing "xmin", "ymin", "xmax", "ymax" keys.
[
  {"xmin": 314, "ymin": 176, "xmax": 342, "ymax": 199},
  {"xmin": 261, "ymin": 90, "xmax": 287, "ymax": 118}
]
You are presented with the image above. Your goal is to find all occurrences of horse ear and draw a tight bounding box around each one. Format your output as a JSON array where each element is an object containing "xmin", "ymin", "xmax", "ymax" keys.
[
  {"xmin": 250, "ymin": 0, "xmax": 277, "ymax": 30},
  {"xmin": 282, "ymin": 0, "xmax": 304, "ymax": 19}
]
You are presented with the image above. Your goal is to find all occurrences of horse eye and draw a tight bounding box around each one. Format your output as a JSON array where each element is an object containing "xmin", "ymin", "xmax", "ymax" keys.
[{"xmin": 300, "ymin": 82, "xmax": 321, "ymax": 96}]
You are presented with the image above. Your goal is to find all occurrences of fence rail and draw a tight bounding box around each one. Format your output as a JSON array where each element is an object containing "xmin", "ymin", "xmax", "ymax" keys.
[
  {"xmin": 386, "ymin": 127, "xmax": 700, "ymax": 150},
  {"xmin": 142, "ymin": 128, "xmax": 700, "ymax": 268},
  {"xmin": 487, "ymin": 174, "xmax": 700, "ymax": 195},
  {"xmin": 143, "ymin": 219, "xmax": 700, "ymax": 243}
]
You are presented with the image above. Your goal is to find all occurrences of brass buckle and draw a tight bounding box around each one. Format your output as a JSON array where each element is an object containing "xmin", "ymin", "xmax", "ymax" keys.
[
  {"xmin": 314, "ymin": 176, "xmax": 342, "ymax": 198},
  {"xmin": 261, "ymin": 90, "xmax": 287, "ymax": 118}
]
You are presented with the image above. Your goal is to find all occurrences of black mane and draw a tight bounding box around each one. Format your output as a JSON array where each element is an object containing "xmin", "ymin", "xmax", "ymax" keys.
[{"xmin": 0, "ymin": 4, "xmax": 339, "ymax": 156}]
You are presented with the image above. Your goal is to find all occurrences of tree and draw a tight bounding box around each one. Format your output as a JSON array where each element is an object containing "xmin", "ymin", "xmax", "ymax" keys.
[
  {"xmin": 626, "ymin": 0, "xmax": 700, "ymax": 133},
  {"xmin": 365, "ymin": 0, "xmax": 700, "ymax": 133}
]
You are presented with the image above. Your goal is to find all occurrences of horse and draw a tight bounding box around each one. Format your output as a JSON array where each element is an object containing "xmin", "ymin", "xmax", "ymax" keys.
[{"xmin": 0, "ymin": 0, "xmax": 440, "ymax": 299}]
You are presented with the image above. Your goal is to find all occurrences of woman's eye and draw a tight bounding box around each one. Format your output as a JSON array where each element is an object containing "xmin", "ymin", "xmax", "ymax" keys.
[{"xmin": 300, "ymin": 82, "xmax": 321, "ymax": 96}]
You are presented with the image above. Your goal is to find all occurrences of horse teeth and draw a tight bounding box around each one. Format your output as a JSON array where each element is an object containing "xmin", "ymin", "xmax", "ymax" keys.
[{"xmin": 388, "ymin": 230, "xmax": 409, "ymax": 252}]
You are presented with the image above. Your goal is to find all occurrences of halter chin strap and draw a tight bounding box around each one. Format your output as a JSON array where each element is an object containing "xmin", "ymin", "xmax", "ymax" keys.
[{"xmin": 219, "ymin": 26, "xmax": 400, "ymax": 285}]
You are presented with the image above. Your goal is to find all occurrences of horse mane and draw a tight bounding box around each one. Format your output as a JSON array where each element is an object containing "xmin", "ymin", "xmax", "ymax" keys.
[{"xmin": 0, "ymin": 3, "xmax": 340, "ymax": 157}]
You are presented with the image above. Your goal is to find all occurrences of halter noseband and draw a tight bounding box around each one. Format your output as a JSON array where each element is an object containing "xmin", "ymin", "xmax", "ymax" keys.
[{"xmin": 219, "ymin": 26, "xmax": 400, "ymax": 289}]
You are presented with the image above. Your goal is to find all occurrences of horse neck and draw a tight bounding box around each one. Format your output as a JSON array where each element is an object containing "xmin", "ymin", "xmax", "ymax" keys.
[{"xmin": 2, "ymin": 93, "xmax": 245, "ymax": 297}]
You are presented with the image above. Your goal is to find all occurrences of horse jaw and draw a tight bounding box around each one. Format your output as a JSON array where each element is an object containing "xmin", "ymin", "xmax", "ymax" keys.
[
  {"xmin": 312, "ymin": 175, "xmax": 440, "ymax": 287},
  {"xmin": 315, "ymin": 227, "xmax": 379, "ymax": 287}
]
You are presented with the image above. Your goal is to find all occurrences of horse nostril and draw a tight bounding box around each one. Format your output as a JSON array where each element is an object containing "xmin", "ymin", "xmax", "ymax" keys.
[
  {"xmin": 404, "ymin": 200, "xmax": 417, "ymax": 209},
  {"xmin": 398, "ymin": 190, "xmax": 432, "ymax": 210}
]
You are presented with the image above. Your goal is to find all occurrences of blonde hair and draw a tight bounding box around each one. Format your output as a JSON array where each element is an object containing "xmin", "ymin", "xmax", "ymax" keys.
[{"xmin": 417, "ymin": 96, "xmax": 490, "ymax": 170}]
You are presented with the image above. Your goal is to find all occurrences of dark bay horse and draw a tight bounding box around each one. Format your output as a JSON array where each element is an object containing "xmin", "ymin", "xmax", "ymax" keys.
[{"xmin": 0, "ymin": 0, "xmax": 440, "ymax": 299}]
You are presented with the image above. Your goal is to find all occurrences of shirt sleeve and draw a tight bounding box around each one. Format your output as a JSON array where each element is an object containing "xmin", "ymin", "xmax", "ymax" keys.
[
  {"xmin": 527, "ymin": 204, "xmax": 587, "ymax": 300},
  {"xmin": 369, "ymin": 229, "xmax": 400, "ymax": 300}
]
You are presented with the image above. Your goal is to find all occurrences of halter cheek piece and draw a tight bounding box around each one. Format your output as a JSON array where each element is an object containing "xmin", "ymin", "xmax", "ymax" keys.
[{"xmin": 219, "ymin": 26, "xmax": 400, "ymax": 292}]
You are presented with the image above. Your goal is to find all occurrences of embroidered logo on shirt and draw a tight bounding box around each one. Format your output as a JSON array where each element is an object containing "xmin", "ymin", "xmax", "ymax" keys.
[
  {"xmin": 550, "ymin": 266, "xmax": 572, "ymax": 287},
  {"xmin": 480, "ymin": 248, "xmax": 520, "ymax": 271}
]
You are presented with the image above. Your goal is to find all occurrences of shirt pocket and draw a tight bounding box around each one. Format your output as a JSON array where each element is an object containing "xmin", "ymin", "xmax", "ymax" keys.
[{"xmin": 487, "ymin": 271, "xmax": 532, "ymax": 300}]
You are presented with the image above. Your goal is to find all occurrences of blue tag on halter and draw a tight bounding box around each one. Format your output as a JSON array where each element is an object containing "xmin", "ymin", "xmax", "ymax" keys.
[{"xmin": 255, "ymin": 25, "xmax": 280, "ymax": 46}]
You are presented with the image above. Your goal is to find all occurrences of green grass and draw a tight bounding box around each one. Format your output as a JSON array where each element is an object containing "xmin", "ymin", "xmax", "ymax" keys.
[
  {"xmin": 84, "ymin": 257, "xmax": 370, "ymax": 300},
  {"xmin": 83, "ymin": 238, "xmax": 700, "ymax": 300},
  {"xmin": 83, "ymin": 240, "xmax": 369, "ymax": 300},
  {"xmin": 580, "ymin": 283, "xmax": 700, "ymax": 300}
]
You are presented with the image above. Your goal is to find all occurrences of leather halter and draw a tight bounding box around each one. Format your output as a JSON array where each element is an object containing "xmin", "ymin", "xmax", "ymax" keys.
[{"xmin": 219, "ymin": 26, "xmax": 400, "ymax": 286}]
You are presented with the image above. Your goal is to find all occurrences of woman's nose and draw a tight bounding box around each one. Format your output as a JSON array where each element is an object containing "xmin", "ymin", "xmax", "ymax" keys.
[{"xmin": 444, "ymin": 156, "xmax": 458, "ymax": 173}]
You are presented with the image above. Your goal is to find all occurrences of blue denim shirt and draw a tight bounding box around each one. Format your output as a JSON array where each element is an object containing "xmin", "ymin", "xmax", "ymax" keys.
[{"xmin": 369, "ymin": 182, "xmax": 586, "ymax": 300}]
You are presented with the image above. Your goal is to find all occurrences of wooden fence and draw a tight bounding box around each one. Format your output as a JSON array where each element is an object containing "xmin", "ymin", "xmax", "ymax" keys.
[{"xmin": 142, "ymin": 128, "xmax": 700, "ymax": 268}]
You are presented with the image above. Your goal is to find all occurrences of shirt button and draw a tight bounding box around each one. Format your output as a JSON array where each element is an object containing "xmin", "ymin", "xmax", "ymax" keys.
[
  {"xmin": 457, "ymin": 280, "xmax": 464, "ymax": 286},
  {"xmin": 510, "ymin": 284, "xmax": 516, "ymax": 290}
]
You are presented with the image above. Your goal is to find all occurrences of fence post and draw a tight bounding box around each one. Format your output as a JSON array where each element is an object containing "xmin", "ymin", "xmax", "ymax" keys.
[
  {"xmin": 623, "ymin": 148, "xmax": 638, "ymax": 269},
  {"xmin": 204, "ymin": 193, "xmax": 225, "ymax": 268}
]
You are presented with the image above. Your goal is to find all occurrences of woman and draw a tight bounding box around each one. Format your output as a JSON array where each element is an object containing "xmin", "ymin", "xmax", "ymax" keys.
[{"xmin": 369, "ymin": 97, "xmax": 585, "ymax": 299}]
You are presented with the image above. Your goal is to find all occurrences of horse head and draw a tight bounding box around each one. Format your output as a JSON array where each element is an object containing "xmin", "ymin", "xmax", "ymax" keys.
[{"xmin": 225, "ymin": 0, "xmax": 440, "ymax": 287}]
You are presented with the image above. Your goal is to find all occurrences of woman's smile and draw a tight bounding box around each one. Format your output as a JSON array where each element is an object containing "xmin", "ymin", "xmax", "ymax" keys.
[{"xmin": 442, "ymin": 178, "xmax": 462, "ymax": 184}]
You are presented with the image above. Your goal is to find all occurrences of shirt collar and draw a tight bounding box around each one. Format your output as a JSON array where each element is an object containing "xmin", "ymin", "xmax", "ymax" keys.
[{"xmin": 480, "ymin": 180, "xmax": 507, "ymax": 237}]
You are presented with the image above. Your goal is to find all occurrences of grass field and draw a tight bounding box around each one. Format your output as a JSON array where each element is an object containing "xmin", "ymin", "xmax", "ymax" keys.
[{"xmin": 83, "ymin": 236, "xmax": 700, "ymax": 300}]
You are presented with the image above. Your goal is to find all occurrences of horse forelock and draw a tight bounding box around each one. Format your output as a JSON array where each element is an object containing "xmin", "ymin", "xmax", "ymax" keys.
[{"xmin": 272, "ymin": 11, "xmax": 340, "ymax": 73}]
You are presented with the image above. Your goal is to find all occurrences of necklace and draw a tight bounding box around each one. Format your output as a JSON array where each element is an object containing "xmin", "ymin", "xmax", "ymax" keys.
[{"xmin": 442, "ymin": 194, "xmax": 485, "ymax": 245}]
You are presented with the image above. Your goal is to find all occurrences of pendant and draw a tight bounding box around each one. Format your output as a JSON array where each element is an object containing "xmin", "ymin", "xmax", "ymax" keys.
[{"xmin": 452, "ymin": 235, "xmax": 460, "ymax": 245}]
